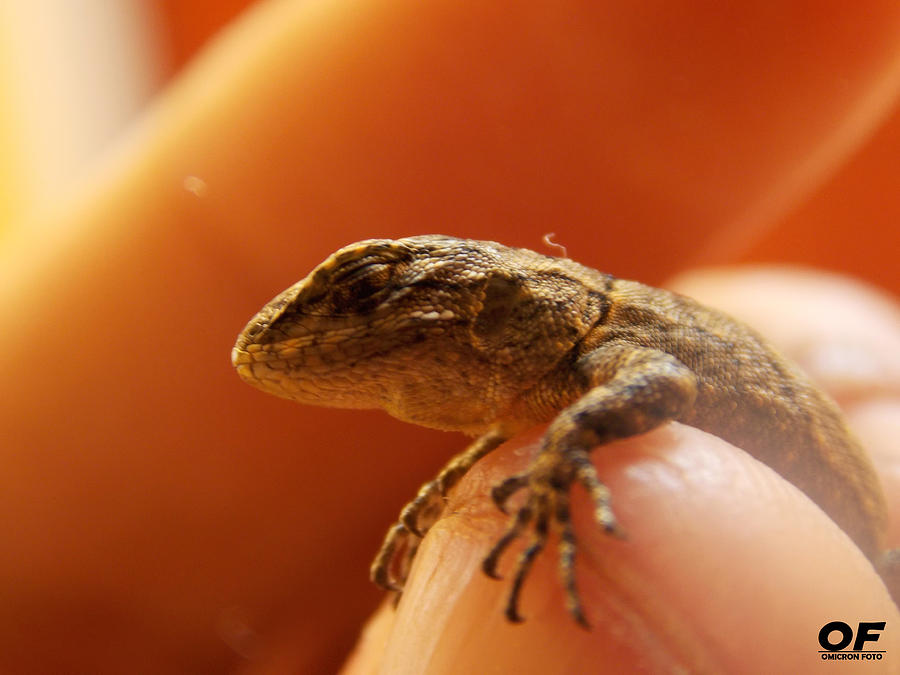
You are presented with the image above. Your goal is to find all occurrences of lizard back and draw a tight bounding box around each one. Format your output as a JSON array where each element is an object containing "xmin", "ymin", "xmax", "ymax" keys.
[{"xmin": 584, "ymin": 278, "xmax": 888, "ymax": 558}]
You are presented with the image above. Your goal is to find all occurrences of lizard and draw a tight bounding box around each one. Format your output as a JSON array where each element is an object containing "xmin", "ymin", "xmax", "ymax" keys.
[{"xmin": 231, "ymin": 234, "xmax": 898, "ymax": 626}]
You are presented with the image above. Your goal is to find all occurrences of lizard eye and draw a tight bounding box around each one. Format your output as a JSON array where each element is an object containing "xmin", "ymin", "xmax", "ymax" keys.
[
  {"xmin": 337, "ymin": 262, "xmax": 391, "ymax": 297},
  {"xmin": 298, "ymin": 242, "xmax": 414, "ymax": 314},
  {"xmin": 327, "ymin": 261, "xmax": 396, "ymax": 312}
]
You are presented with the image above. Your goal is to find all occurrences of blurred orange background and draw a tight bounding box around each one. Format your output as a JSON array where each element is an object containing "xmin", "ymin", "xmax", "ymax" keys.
[{"xmin": 1, "ymin": 1, "xmax": 899, "ymax": 673}]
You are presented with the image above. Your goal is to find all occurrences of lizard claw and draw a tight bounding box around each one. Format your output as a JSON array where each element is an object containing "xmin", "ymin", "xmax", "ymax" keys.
[
  {"xmin": 481, "ymin": 557, "xmax": 503, "ymax": 580},
  {"xmin": 399, "ymin": 505, "xmax": 425, "ymax": 538},
  {"xmin": 490, "ymin": 474, "xmax": 528, "ymax": 513},
  {"xmin": 370, "ymin": 522, "xmax": 414, "ymax": 592},
  {"xmin": 505, "ymin": 606, "xmax": 525, "ymax": 623},
  {"xmin": 399, "ymin": 482, "xmax": 446, "ymax": 538},
  {"xmin": 482, "ymin": 501, "xmax": 533, "ymax": 579}
]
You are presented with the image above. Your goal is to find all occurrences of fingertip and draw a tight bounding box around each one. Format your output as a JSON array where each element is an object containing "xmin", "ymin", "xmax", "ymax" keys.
[{"xmin": 346, "ymin": 423, "xmax": 900, "ymax": 673}]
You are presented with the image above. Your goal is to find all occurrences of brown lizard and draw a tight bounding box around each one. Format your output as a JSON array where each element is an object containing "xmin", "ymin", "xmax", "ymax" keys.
[{"xmin": 231, "ymin": 234, "xmax": 898, "ymax": 626}]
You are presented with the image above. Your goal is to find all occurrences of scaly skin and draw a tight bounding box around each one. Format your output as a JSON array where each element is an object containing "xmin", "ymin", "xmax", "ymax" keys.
[{"xmin": 232, "ymin": 235, "xmax": 897, "ymax": 625}]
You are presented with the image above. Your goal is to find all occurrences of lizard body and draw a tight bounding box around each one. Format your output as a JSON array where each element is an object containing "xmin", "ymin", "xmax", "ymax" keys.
[{"xmin": 232, "ymin": 235, "xmax": 896, "ymax": 625}]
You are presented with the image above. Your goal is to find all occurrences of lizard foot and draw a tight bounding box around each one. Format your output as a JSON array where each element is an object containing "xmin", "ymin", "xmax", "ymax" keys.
[
  {"xmin": 371, "ymin": 430, "xmax": 509, "ymax": 594},
  {"xmin": 371, "ymin": 471, "xmax": 471, "ymax": 592},
  {"xmin": 481, "ymin": 450, "xmax": 623, "ymax": 627}
]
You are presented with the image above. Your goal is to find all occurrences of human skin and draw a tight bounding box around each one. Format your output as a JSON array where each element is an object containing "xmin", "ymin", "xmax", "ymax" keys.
[{"xmin": 2, "ymin": 0, "xmax": 900, "ymax": 672}]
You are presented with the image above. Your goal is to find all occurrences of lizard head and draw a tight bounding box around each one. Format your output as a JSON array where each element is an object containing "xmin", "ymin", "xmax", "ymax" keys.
[{"xmin": 232, "ymin": 235, "xmax": 603, "ymax": 433}]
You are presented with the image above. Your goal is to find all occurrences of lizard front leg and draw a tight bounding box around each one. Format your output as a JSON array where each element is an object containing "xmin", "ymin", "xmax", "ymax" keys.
[
  {"xmin": 483, "ymin": 345, "xmax": 699, "ymax": 626},
  {"xmin": 371, "ymin": 428, "xmax": 509, "ymax": 592}
]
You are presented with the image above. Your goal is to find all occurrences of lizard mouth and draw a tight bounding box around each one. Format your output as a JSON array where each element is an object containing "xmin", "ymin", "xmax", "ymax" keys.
[
  {"xmin": 231, "ymin": 342, "xmax": 319, "ymax": 403},
  {"xmin": 231, "ymin": 340, "xmax": 280, "ymax": 393},
  {"xmin": 231, "ymin": 330, "xmax": 310, "ymax": 387},
  {"xmin": 231, "ymin": 302, "xmax": 300, "ymax": 394},
  {"xmin": 231, "ymin": 314, "xmax": 388, "ymax": 405}
]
